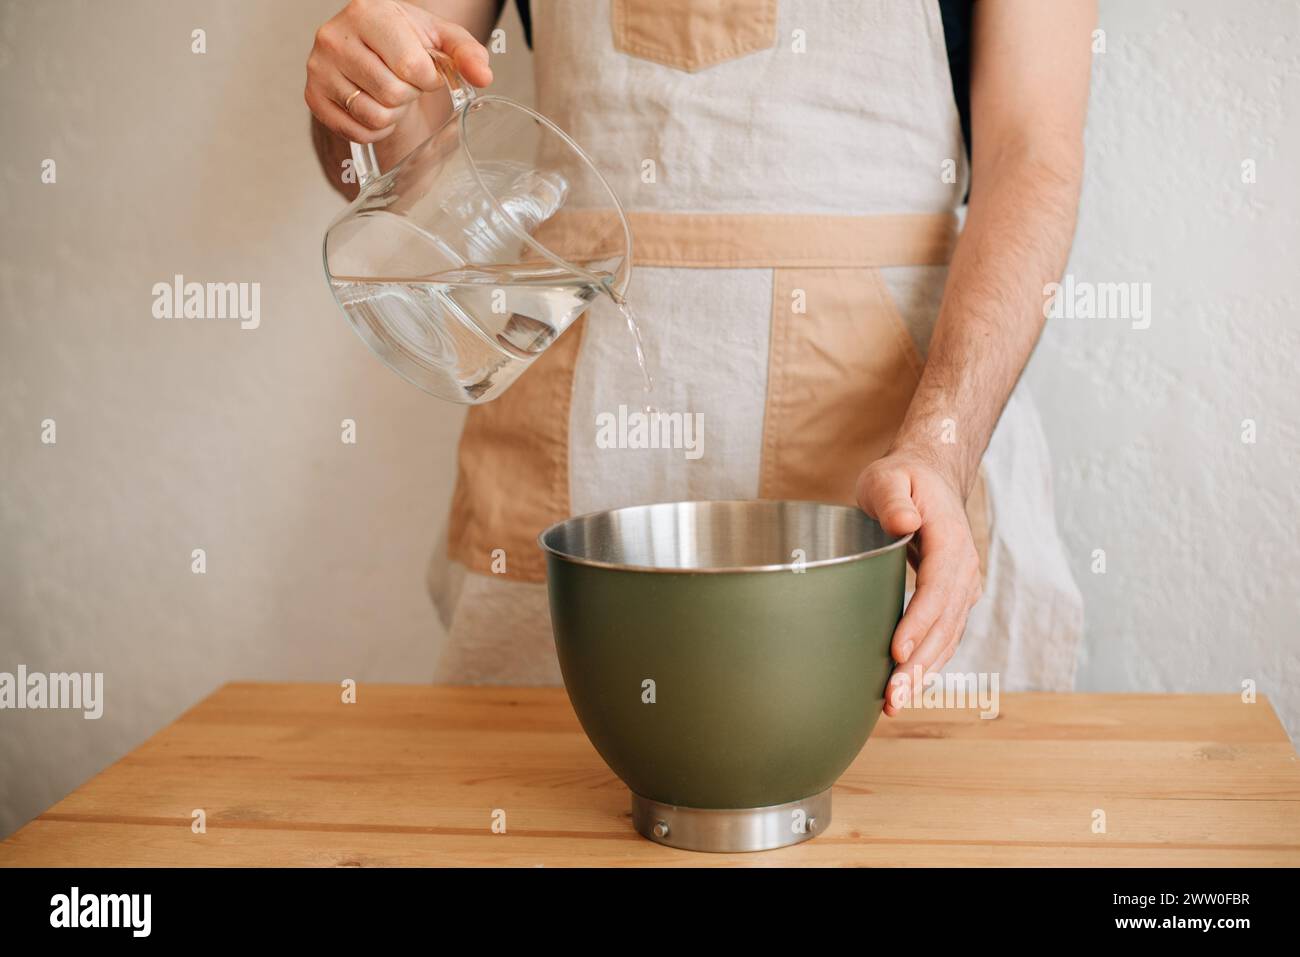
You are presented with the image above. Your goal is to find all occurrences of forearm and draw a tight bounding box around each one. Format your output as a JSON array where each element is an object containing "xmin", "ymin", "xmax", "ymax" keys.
[
  {"xmin": 312, "ymin": 115, "xmax": 358, "ymax": 198},
  {"xmin": 890, "ymin": 148, "xmax": 1082, "ymax": 497}
]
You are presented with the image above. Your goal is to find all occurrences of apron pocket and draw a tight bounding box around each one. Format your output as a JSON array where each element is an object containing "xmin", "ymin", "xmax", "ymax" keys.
[
  {"xmin": 611, "ymin": 0, "xmax": 779, "ymax": 73},
  {"xmin": 759, "ymin": 265, "xmax": 991, "ymax": 588},
  {"xmin": 759, "ymin": 267, "xmax": 920, "ymax": 505}
]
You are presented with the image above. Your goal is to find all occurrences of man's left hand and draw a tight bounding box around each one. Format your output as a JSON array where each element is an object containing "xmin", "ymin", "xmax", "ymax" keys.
[{"xmin": 855, "ymin": 451, "xmax": 983, "ymax": 717}]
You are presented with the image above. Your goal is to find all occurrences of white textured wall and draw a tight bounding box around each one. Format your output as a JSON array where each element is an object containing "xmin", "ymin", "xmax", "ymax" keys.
[
  {"xmin": 1027, "ymin": 0, "xmax": 1300, "ymax": 739},
  {"xmin": 1, "ymin": 0, "xmax": 1297, "ymax": 841},
  {"xmin": 0, "ymin": 0, "xmax": 532, "ymax": 838}
]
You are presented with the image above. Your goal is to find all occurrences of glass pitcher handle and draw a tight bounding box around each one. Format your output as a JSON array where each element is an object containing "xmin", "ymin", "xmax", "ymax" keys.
[{"xmin": 349, "ymin": 48, "xmax": 478, "ymax": 190}]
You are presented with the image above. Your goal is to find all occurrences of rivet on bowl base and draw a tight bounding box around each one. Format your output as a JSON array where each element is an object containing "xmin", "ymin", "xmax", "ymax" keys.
[{"xmin": 631, "ymin": 788, "xmax": 832, "ymax": 853}]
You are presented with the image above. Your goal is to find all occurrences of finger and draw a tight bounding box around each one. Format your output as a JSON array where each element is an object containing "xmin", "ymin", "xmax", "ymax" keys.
[
  {"xmin": 934, "ymin": 624, "xmax": 965, "ymax": 673},
  {"xmin": 856, "ymin": 467, "xmax": 921, "ymax": 537},
  {"xmin": 361, "ymin": 8, "xmax": 443, "ymax": 92},
  {"xmin": 891, "ymin": 585, "xmax": 939, "ymax": 665},
  {"xmin": 889, "ymin": 526, "xmax": 970, "ymax": 663},
  {"xmin": 305, "ymin": 83, "xmax": 396, "ymax": 144},
  {"xmin": 306, "ymin": 43, "xmax": 409, "ymax": 125},
  {"xmin": 898, "ymin": 552, "xmax": 980, "ymax": 676},
  {"xmin": 913, "ymin": 602, "xmax": 970, "ymax": 677},
  {"xmin": 882, "ymin": 669, "xmax": 910, "ymax": 718},
  {"xmin": 932, "ymin": 581, "xmax": 982, "ymax": 671},
  {"xmin": 883, "ymin": 657, "xmax": 925, "ymax": 717},
  {"xmin": 890, "ymin": 544, "xmax": 956, "ymax": 662},
  {"xmin": 329, "ymin": 67, "xmax": 404, "ymax": 130},
  {"xmin": 339, "ymin": 40, "xmax": 423, "ymax": 109},
  {"xmin": 431, "ymin": 19, "xmax": 494, "ymax": 87},
  {"xmin": 906, "ymin": 601, "xmax": 966, "ymax": 678},
  {"xmin": 882, "ymin": 603, "xmax": 961, "ymax": 720},
  {"xmin": 393, "ymin": 4, "xmax": 494, "ymax": 88}
]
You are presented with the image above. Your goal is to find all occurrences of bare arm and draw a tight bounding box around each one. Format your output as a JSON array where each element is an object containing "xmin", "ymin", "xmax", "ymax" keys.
[
  {"xmin": 307, "ymin": 0, "xmax": 502, "ymax": 199},
  {"xmin": 895, "ymin": 0, "xmax": 1095, "ymax": 496},
  {"xmin": 857, "ymin": 0, "xmax": 1095, "ymax": 713}
]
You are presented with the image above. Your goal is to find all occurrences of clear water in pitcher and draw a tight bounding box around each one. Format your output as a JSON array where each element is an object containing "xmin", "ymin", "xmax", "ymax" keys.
[{"xmin": 330, "ymin": 264, "xmax": 652, "ymax": 404}]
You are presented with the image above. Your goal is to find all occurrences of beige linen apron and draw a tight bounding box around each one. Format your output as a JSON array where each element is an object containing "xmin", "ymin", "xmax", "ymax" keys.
[{"xmin": 429, "ymin": 0, "xmax": 1083, "ymax": 689}]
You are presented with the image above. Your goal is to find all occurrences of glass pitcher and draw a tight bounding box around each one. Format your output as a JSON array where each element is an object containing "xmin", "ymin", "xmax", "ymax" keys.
[{"xmin": 323, "ymin": 51, "xmax": 633, "ymax": 404}]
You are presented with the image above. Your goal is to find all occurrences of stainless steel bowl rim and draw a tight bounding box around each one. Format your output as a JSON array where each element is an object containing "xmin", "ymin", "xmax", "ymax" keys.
[{"xmin": 537, "ymin": 499, "xmax": 914, "ymax": 574}]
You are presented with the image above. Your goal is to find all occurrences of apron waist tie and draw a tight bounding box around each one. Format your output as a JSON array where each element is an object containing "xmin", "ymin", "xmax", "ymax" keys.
[{"xmin": 533, "ymin": 210, "xmax": 958, "ymax": 269}]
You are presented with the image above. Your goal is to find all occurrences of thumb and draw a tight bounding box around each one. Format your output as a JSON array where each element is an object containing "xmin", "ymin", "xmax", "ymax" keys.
[
  {"xmin": 404, "ymin": 8, "xmax": 494, "ymax": 88},
  {"xmin": 857, "ymin": 466, "xmax": 922, "ymax": 536}
]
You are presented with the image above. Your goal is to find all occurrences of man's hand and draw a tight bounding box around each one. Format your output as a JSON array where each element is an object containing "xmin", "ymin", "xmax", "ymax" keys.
[
  {"xmin": 305, "ymin": 0, "xmax": 493, "ymax": 145},
  {"xmin": 856, "ymin": 451, "xmax": 982, "ymax": 717}
]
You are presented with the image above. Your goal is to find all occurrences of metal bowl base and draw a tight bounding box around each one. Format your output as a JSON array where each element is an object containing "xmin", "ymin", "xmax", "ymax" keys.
[{"xmin": 631, "ymin": 789, "xmax": 832, "ymax": 853}]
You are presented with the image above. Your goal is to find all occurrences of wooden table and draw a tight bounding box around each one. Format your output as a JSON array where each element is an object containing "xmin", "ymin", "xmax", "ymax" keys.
[{"xmin": 3, "ymin": 683, "xmax": 1298, "ymax": 866}]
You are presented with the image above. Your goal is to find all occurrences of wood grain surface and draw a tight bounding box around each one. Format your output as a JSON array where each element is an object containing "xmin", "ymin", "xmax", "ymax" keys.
[{"xmin": 2, "ymin": 683, "xmax": 1297, "ymax": 866}]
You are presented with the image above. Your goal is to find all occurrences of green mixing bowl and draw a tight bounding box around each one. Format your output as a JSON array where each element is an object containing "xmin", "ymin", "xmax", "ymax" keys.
[{"xmin": 539, "ymin": 500, "xmax": 909, "ymax": 852}]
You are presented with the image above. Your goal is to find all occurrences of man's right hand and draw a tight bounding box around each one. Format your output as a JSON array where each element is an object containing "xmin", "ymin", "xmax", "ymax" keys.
[{"xmin": 305, "ymin": 0, "xmax": 493, "ymax": 145}]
